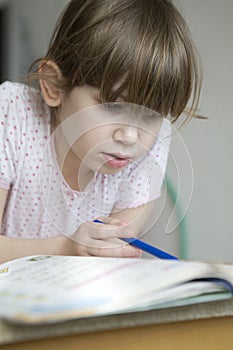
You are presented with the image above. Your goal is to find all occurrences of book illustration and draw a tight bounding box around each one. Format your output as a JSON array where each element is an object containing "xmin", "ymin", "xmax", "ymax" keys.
[
  {"xmin": 0, "ymin": 267, "xmax": 8, "ymax": 274},
  {"xmin": 27, "ymin": 256, "xmax": 52, "ymax": 262}
]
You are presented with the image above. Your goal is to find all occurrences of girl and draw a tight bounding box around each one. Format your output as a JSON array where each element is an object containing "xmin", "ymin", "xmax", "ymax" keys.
[{"xmin": 0, "ymin": 0, "xmax": 202, "ymax": 263}]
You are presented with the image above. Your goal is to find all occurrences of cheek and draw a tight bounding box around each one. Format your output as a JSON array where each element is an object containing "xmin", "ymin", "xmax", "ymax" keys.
[
  {"xmin": 71, "ymin": 129, "xmax": 106, "ymax": 157},
  {"xmin": 140, "ymin": 118, "xmax": 162, "ymax": 150},
  {"xmin": 139, "ymin": 131, "xmax": 156, "ymax": 153}
]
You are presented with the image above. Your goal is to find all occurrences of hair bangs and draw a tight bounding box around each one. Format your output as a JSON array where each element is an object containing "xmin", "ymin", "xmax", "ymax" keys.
[
  {"xmin": 28, "ymin": 0, "xmax": 202, "ymax": 123},
  {"xmin": 88, "ymin": 0, "xmax": 202, "ymax": 122}
]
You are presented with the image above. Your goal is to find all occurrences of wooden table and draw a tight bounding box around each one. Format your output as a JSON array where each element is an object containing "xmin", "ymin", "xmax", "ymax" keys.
[{"xmin": 1, "ymin": 299, "xmax": 233, "ymax": 350}]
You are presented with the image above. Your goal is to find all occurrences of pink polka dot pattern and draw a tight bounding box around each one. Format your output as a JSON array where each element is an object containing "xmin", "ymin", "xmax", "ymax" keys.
[{"xmin": 0, "ymin": 81, "xmax": 171, "ymax": 238}]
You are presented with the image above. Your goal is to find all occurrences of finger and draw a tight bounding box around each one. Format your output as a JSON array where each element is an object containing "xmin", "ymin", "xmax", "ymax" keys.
[
  {"xmin": 90, "ymin": 221, "xmax": 134, "ymax": 239},
  {"xmin": 87, "ymin": 242, "xmax": 142, "ymax": 258},
  {"xmin": 96, "ymin": 216, "xmax": 122, "ymax": 226},
  {"xmin": 71, "ymin": 233, "xmax": 142, "ymax": 258}
]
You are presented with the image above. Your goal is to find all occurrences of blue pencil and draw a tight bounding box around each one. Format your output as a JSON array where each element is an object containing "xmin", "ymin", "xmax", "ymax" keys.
[{"xmin": 93, "ymin": 219, "xmax": 179, "ymax": 260}]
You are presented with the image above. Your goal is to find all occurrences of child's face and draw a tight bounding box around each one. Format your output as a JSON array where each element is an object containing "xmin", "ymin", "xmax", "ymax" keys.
[{"xmin": 55, "ymin": 85, "xmax": 162, "ymax": 175}]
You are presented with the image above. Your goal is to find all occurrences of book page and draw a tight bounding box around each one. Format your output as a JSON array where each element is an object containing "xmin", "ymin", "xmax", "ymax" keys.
[{"xmin": 0, "ymin": 255, "xmax": 231, "ymax": 324}]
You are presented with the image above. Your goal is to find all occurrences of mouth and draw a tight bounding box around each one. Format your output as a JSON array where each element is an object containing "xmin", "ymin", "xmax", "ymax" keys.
[{"xmin": 102, "ymin": 152, "xmax": 132, "ymax": 169}]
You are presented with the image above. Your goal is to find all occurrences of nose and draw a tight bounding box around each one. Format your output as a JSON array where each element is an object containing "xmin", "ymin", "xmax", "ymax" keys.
[{"xmin": 113, "ymin": 124, "xmax": 139, "ymax": 146}]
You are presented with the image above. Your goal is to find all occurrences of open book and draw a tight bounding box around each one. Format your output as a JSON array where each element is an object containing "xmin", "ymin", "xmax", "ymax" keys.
[{"xmin": 0, "ymin": 255, "xmax": 232, "ymax": 324}]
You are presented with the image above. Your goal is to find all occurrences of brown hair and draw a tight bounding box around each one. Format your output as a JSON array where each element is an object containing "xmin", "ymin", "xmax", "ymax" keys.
[{"xmin": 28, "ymin": 0, "xmax": 202, "ymax": 123}]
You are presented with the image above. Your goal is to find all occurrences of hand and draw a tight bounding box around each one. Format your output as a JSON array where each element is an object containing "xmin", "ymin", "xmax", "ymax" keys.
[{"xmin": 69, "ymin": 216, "xmax": 142, "ymax": 258}]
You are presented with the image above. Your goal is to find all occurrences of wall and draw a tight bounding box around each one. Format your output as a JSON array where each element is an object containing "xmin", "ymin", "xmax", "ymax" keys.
[
  {"xmin": 1, "ymin": 0, "xmax": 233, "ymax": 262},
  {"xmin": 4, "ymin": 0, "xmax": 67, "ymax": 79},
  {"xmin": 171, "ymin": 0, "xmax": 233, "ymax": 261}
]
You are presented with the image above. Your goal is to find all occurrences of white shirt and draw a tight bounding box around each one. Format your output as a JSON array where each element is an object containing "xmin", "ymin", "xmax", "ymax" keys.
[{"xmin": 0, "ymin": 81, "xmax": 171, "ymax": 238}]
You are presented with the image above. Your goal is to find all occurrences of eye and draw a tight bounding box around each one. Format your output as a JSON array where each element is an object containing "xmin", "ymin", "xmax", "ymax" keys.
[
  {"xmin": 143, "ymin": 110, "xmax": 161, "ymax": 121},
  {"xmin": 101, "ymin": 102, "xmax": 124, "ymax": 112},
  {"xmin": 146, "ymin": 113, "xmax": 157, "ymax": 119}
]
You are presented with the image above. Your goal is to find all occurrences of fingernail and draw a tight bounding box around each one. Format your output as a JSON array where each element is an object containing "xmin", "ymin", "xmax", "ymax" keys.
[
  {"xmin": 131, "ymin": 248, "xmax": 142, "ymax": 257},
  {"xmin": 121, "ymin": 222, "xmax": 129, "ymax": 226}
]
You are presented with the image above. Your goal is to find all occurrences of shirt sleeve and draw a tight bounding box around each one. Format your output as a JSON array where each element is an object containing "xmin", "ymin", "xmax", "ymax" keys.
[
  {"xmin": 114, "ymin": 118, "xmax": 171, "ymax": 209},
  {"xmin": 0, "ymin": 82, "xmax": 22, "ymax": 189}
]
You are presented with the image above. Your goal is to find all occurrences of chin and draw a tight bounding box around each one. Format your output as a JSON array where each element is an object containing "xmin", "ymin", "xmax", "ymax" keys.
[{"xmin": 98, "ymin": 164, "xmax": 125, "ymax": 175}]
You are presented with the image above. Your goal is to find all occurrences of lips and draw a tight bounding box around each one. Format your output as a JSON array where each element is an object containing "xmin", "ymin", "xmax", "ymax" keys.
[{"xmin": 102, "ymin": 153, "xmax": 131, "ymax": 169}]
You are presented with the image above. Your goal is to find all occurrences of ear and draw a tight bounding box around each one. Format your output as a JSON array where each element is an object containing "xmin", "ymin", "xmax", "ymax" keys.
[{"xmin": 39, "ymin": 60, "xmax": 63, "ymax": 107}]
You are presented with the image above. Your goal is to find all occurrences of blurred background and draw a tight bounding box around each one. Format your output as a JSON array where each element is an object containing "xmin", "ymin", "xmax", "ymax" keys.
[{"xmin": 0, "ymin": 0, "xmax": 232, "ymax": 262}]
